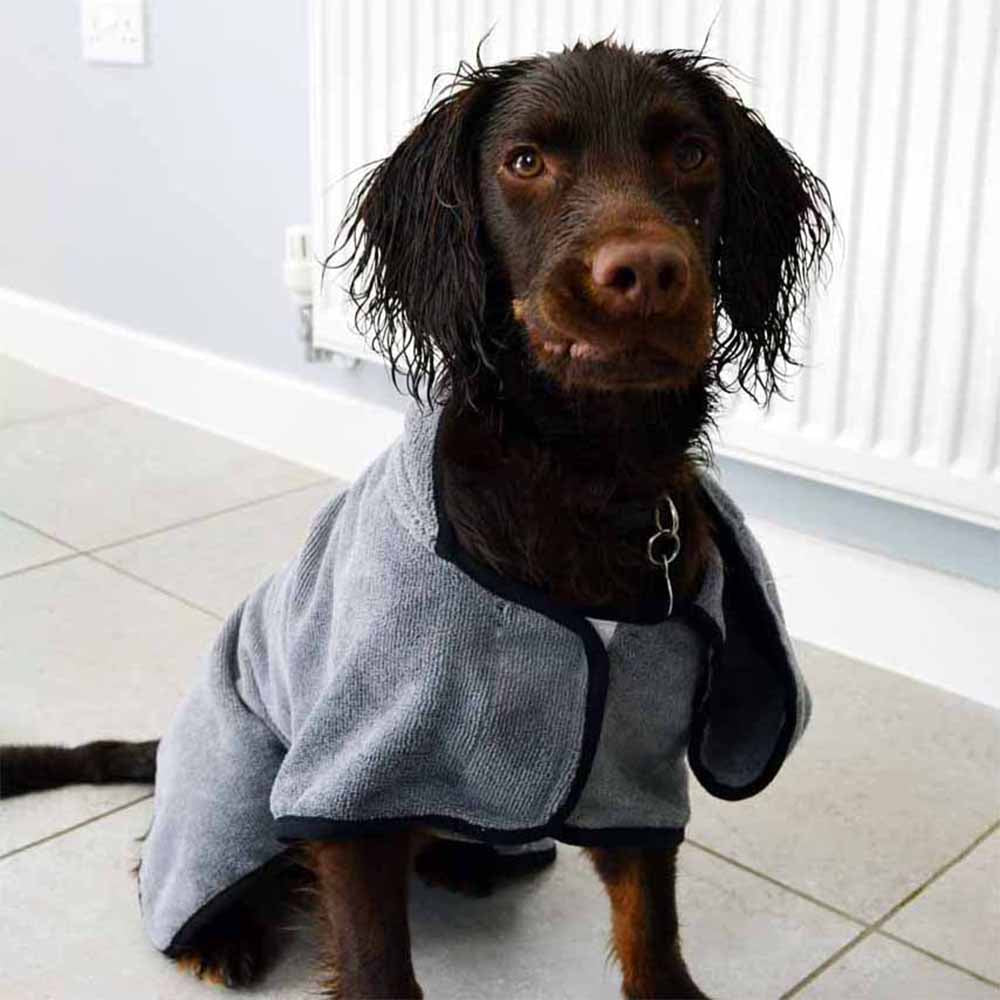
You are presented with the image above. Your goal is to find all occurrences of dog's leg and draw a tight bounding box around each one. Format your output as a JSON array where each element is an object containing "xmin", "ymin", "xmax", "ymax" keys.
[
  {"xmin": 305, "ymin": 834, "xmax": 422, "ymax": 999},
  {"xmin": 587, "ymin": 844, "xmax": 707, "ymax": 1000}
]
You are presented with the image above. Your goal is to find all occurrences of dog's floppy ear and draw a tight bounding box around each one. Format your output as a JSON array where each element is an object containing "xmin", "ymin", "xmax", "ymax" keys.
[
  {"xmin": 331, "ymin": 66, "xmax": 506, "ymax": 406},
  {"xmin": 662, "ymin": 51, "xmax": 834, "ymax": 401},
  {"xmin": 712, "ymin": 96, "xmax": 833, "ymax": 400}
]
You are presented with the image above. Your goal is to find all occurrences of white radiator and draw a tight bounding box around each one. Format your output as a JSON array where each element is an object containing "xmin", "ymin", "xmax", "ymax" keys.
[{"xmin": 309, "ymin": 0, "xmax": 1000, "ymax": 528}]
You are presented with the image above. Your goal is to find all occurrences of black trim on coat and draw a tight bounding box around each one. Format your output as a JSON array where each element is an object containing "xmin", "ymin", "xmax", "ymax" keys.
[
  {"xmin": 274, "ymin": 814, "xmax": 686, "ymax": 851},
  {"xmin": 164, "ymin": 851, "xmax": 297, "ymax": 957},
  {"xmin": 552, "ymin": 824, "xmax": 686, "ymax": 849}
]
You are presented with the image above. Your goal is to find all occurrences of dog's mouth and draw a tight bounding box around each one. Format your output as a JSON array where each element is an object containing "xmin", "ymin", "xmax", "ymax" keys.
[
  {"xmin": 539, "ymin": 335, "xmax": 687, "ymax": 374},
  {"xmin": 514, "ymin": 298, "xmax": 704, "ymax": 390},
  {"xmin": 539, "ymin": 341, "xmax": 690, "ymax": 389},
  {"xmin": 539, "ymin": 338, "xmax": 608, "ymax": 361}
]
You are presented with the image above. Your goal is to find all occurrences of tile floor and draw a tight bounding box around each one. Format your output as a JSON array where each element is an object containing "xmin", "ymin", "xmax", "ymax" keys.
[{"xmin": 1, "ymin": 355, "xmax": 997, "ymax": 1000}]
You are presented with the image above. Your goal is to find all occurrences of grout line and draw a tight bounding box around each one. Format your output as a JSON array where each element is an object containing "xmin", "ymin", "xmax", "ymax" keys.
[
  {"xmin": 84, "ymin": 553, "xmax": 224, "ymax": 622},
  {"xmin": 780, "ymin": 817, "xmax": 1000, "ymax": 997},
  {"xmin": 76, "ymin": 476, "xmax": 343, "ymax": 618},
  {"xmin": 0, "ymin": 525, "xmax": 223, "ymax": 622},
  {"xmin": 779, "ymin": 927, "xmax": 874, "ymax": 999},
  {"xmin": 84, "ymin": 477, "xmax": 338, "ymax": 554},
  {"xmin": 864, "ymin": 818, "xmax": 1000, "ymax": 929},
  {"xmin": 877, "ymin": 930, "xmax": 1000, "ymax": 989},
  {"xmin": 685, "ymin": 838, "xmax": 867, "ymax": 928},
  {"xmin": 0, "ymin": 510, "xmax": 83, "ymax": 552},
  {"xmin": 0, "ymin": 792, "xmax": 153, "ymax": 863},
  {"xmin": 0, "ymin": 551, "xmax": 80, "ymax": 582},
  {"xmin": 0, "ymin": 477, "xmax": 340, "ymax": 584}
]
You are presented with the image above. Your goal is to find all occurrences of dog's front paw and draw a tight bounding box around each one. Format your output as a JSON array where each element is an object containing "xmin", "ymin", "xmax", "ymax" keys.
[{"xmin": 414, "ymin": 838, "xmax": 556, "ymax": 897}]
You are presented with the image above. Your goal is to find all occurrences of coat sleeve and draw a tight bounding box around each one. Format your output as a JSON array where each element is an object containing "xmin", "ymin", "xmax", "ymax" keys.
[
  {"xmin": 688, "ymin": 484, "xmax": 811, "ymax": 801},
  {"xmin": 137, "ymin": 605, "xmax": 289, "ymax": 954},
  {"xmin": 138, "ymin": 490, "xmax": 349, "ymax": 954}
]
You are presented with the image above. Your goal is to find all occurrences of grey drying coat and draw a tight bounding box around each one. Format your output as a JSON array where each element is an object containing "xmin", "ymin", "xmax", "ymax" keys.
[{"xmin": 139, "ymin": 404, "xmax": 810, "ymax": 954}]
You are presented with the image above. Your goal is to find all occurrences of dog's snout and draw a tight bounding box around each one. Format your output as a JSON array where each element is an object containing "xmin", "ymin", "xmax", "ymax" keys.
[{"xmin": 591, "ymin": 239, "xmax": 691, "ymax": 316}]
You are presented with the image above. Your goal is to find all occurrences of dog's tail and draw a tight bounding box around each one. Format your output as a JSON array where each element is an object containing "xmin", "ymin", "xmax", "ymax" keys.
[{"xmin": 0, "ymin": 740, "xmax": 159, "ymax": 799}]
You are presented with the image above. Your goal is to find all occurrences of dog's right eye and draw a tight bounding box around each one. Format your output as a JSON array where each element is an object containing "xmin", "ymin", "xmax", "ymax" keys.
[
  {"xmin": 673, "ymin": 138, "xmax": 709, "ymax": 172},
  {"xmin": 506, "ymin": 147, "xmax": 545, "ymax": 179}
]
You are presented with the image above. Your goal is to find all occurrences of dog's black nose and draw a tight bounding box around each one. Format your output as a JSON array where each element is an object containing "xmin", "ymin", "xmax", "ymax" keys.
[{"xmin": 591, "ymin": 239, "xmax": 691, "ymax": 317}]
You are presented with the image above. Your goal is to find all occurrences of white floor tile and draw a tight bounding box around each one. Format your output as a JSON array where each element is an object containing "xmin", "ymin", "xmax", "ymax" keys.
[
  {"xmin": 0, "ymin": 402, "xmax": 325, "ymax": 549},
  {"xmin": 0, "ymin": 788, "xmax": 152, "ymax": 859},
  {"xmin": 0, "ymin": 556, "xmax": 218, "ymax": 854},
  {"xmin": 0, "ymin": 355, "xmax": 108, "ymax": 428},
  {"xmin": 0, "ymin": 799, "xmax": 308, "ymax": 1000},
  {"xmin": 0, "ymin": 514, "xmax": 73, "ymax": 576},
  {"xmin": 797, "ymin": 932, "xmax": 998, "ymax": 999},
  {"xmin": 688, "ymin": 643, "xmax": 1000, "ymax": 923},
  {"xmin": 97, "ymin": 481, "xmax": 342, "ymax": 616},
  {"xmin": 412, "ymin": 842, "xmax": 859, "ymax": 1000},
  {"xmin": 883, "ymin": 830, "xmax": 1000, "ymax": 984}
]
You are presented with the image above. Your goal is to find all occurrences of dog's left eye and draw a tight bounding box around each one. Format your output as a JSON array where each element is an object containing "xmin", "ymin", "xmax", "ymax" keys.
[
  {"xmin": 506, "ymin": 147, "xmax": 545, "ymax": 179},
  {"xmin": 674, "ymin": 138, "xmax": 708, "ymax": 172}
]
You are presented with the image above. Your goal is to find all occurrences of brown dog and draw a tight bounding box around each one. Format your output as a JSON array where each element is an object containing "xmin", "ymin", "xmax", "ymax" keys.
[{"xmin": 1, "ymin": 41, "xmax": 831, "ymax": 999}]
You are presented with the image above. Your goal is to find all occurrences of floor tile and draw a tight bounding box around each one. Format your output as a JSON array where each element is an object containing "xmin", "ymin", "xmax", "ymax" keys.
[
  {"xmin": 882, "ymin": 829, "xmax": 1000, "ymax": 984},
  {"xmin": 0, "ymin": 402, "xmax": 326, "ymax": 549},
  {"xmin": 687, "ymin": 642, "xmax": 1000, "ymax": 922},
  {"xmin": 0, "ymin": 557, "xmax": 219, "ymax": 854},
  {"xmin": 413, "ymin": 842, "xmax": 859, "ymax": 1000},
  {"xmin": 796, "ymin": 932, "xmax": 999, "ymax": 999},
  {"xmin": 0, "ymin": 788, "xmax": 152, "ymax": 860},
  {"xmin": 665, "ymin": 845, "xmax": 860, "ymax": 1000},
  {"xmin": 0, "ymin": 355, "xmax": 108, "ymax": 428},
  {"xmin": 0, "ymin": 799, "xmax": 311, "ymax": 1000},
  {"xmin": 0, "ymin": 797, "xmax": 858, "ymax": 1000},
  {"xmin": 97, "ymin": 481, "xmax": 343, "ymax": 616},
  {"xmin": 0, "ymin": 514, "xmax": 73, "ymax": 576}
]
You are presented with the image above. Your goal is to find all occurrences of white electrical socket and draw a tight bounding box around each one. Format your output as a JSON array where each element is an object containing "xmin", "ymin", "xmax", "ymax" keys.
[
  {"xmin": 284, "ymin": 225, "xmax": 314, "ymax": 304},
  {"xmin": 82, "ymin": 0, "xmax": 146, "ymax": 65}
]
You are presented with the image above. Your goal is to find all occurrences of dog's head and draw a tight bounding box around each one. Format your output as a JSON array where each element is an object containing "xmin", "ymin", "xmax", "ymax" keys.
[{"xmin": 335, "ymin": 41, "xmax": 832, "ymax": 406}]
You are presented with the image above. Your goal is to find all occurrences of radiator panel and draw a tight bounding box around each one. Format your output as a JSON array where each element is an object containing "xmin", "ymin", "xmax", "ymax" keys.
[{"xmin": 310, "ymin": 0, "xmax": 1000, "ymax": 526}]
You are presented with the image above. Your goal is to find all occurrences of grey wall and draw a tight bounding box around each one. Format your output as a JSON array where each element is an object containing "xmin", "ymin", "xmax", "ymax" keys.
[
  {"xmin": 0, "ymin": 6, "xmax": 994, "ymax": 585},
  {"xmin": 0, "ymin": 2, "xmax": 400, "ymax": 408}
]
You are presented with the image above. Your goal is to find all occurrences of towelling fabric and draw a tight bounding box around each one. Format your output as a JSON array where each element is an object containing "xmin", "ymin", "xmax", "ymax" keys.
[{"xmin": 139, "ymin": 403, "xmax": 811, "ymax": 954}]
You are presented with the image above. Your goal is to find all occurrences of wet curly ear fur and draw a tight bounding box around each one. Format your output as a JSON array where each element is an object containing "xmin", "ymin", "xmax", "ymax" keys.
[
  {"xmin": 657, "ymin": 51, "xmax": 834, "ymax": 402},
  {"xmin": 713, "ymin": 99, "xmax": 834, "ymax": 400},
  {"xmin": 330, "ymin": 59, "xmax": 531, "ymax": 407}
]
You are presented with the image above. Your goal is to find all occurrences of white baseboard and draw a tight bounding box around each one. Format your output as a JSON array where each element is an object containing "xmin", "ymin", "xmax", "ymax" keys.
[
  {"xmin": 1, "ymin": 287, "xmax": 996, "ymax": 710},
  {"xmin": 748, "ymin": 518, "xmax": 999, "ymax": 710},
  {"xmin": 0, "ymin": 287, "xmax": 404, "ymax": 481}
]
